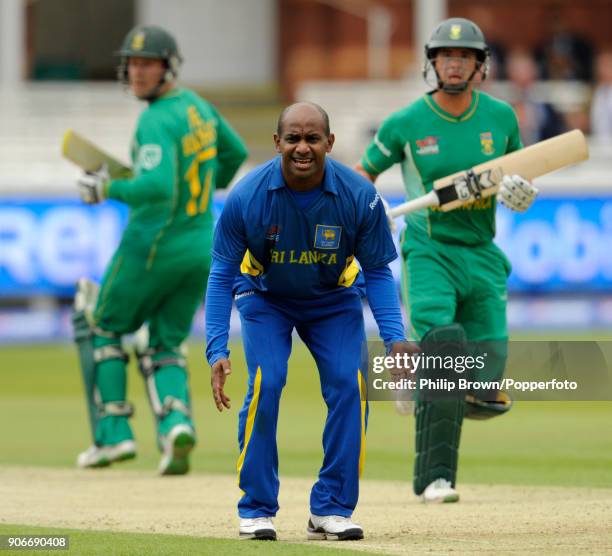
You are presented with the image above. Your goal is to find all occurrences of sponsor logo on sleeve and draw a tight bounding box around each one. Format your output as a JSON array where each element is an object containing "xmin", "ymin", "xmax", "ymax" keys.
[
  {"xmin": 137, "ymin": 144, "xmax": 162, "ymax": 171},
  {"xmin": 234, "ymin": 290, "xmax": 255, "ymax": 301}
]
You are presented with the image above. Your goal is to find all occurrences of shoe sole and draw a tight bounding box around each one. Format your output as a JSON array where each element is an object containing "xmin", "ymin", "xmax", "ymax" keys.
[
  {"xmin": 422, "ymin": 493, "xmax": 460, "ymax": 504},
  {"xmin": 79, "ymin": 448, "xmax": 136, "ymax": 469},
  {"xmin": 239, "ymin": 530, "xmax": 277, "ymax": 541},
  {"xmin": 307, "ymin": 528, "xmax": 364, "ymax": 541},
  {"xmin": 113, "ymin": 450, "xmax": 136, "ymax": 464},
  {"xmin": 160, "ymin": 430, "xmax": 195, "ymax": 476},
  {"xmin": 82, "ymin": 458, "xmax": 111, "ymax": 469}
]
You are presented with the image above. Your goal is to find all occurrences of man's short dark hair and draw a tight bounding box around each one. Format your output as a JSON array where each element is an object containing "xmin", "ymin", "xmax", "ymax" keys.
[{"xmin": 276, "ymin": 102, "xmax": 331, "ymax": 136}]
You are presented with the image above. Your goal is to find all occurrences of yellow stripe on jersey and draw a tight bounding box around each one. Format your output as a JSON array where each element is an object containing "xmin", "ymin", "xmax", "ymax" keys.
[
  {"xmin": 424, "ymin": 90, "xmax": 480, "ymax": 123},
  {"xmin": 198, "ymin": 146, "xmax": 217, "ymax": 162},
  {"xmin": 337, "ymin": 256, "xmax": 360, "ymax": 287},
  {"xmin": 240, "ymin": 250, "xmax": 264, "ymax": 276},
  {"xmin": 358, "ymin": 369, "xmax": 367, "ymax": 478},
  {"xmin": 361, "ymin": 153, "xmax": 383, "ymax": 176},
  {"xmin": 237, "ymin": 366, "xmax": 262, "ymax": 485},
  {"xmin": 198, "ymin": 167, "xmax": 213, "ymax": 214},
  {"xmin": 94, "ymin": 255, "xmax": 124, "ymax": 324},
  {"xmin": 461, "ymin": 90, "xmax": 480, "ymax": 121},
  {"xmin": 185, "ymin": 147, "xmax": 217, "ymax": 216}
]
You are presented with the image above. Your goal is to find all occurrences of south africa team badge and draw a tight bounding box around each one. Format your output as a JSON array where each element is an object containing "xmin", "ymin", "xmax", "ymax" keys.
[
  {"xmin": 480, "ymin": 132, "xmax": 495, "ymax": 155},
  {"xmin": 449, "ymin": 24, "xmax": 462, "ymax": 40},
  {"xmin": 314, "ymin": 225, "xmax": 342, "ymax": 249},
  {"xmin": 131, "ymin": 32, "xmax": 145, "ymax": 51}
]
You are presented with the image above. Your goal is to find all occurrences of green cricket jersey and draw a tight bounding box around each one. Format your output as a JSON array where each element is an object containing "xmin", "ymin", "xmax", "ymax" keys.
[
  {"xmin": 106, "ymin": 87, "xmax": 248, "ymax": 262},
  {"xmin": 361, "ymin": 90, "xmax": 522, "ymax": 246}
]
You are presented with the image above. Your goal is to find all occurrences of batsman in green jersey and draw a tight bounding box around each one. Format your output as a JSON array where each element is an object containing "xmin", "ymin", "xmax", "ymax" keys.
[
  {"xmin": 356, "ymin": 18, "xmax": 539, "ymax": 502},
  {"xmin": 73, "ymin": 25, "xmax": 248, "ymax": 474}
]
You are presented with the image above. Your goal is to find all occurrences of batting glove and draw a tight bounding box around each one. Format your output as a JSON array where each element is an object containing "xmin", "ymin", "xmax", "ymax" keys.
[
  {"xmin": 498, "ymin": 174, "xmax": 538, "ymax": 212},
  {"xmin": 379, "ymin": 192, "xmax": 398, "ymax": 234},
  {"xmin": 77, "ymin": 163, "xmax": 110, "ymax": 205}
]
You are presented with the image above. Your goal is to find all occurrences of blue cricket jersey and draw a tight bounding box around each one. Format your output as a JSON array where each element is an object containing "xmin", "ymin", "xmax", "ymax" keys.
[{"xmin": 212, "ymin": 156, "xmax": 398, "ymax": 299}]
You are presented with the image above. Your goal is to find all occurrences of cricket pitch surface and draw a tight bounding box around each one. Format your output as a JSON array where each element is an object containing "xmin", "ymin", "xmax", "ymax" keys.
[{"xmin": 1, "ymin": 466, "xmax": 611, "ymax": 554}]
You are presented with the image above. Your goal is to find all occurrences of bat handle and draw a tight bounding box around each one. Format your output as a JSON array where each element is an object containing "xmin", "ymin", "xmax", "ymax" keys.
[{"xmin": 388, "ymin": 191, "xmax": 439, "ymax": 218}]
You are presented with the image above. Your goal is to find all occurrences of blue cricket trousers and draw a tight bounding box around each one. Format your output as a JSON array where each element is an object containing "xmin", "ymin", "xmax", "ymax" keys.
[{"xmin": 235, "ymin": 289, "xmax": 368, "ymax": 518}]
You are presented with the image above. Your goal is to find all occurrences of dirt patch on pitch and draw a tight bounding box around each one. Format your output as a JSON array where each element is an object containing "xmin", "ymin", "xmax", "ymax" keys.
[{"xmin": 1, "ymin": 466, "xmax": 611, "ymax": 555}]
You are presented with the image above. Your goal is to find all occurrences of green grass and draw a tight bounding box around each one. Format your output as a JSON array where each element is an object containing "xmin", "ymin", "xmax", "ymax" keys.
[
  {"xmin": 0, "ymin": 524, "xmax": 374, "ymax": 556},
  {"xmin": 0, "ymin": 341, "xmax": 611, "ymax": 487}
]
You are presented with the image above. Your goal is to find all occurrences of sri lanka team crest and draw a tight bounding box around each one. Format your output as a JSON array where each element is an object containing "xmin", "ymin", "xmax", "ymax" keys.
[
  {"xmin": 480, "ymin": 132, "xmax": 495, "ymax": 155},
  {"xmin": 415, "ymin": 136, "xmax": 439, "ymax": 155},
  {"xmin": 314, "ymin": 225, "xmax": 342, "ymax": 249}
]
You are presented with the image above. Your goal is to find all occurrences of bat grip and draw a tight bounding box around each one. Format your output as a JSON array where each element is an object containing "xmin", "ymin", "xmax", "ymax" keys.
[
  {"xmin": 465, "ymin": 169, "xmax": 483, "ymax": 200},
  {"xmin": 388, "ymin": 191, "xmax": 439, "ymax": 218}
]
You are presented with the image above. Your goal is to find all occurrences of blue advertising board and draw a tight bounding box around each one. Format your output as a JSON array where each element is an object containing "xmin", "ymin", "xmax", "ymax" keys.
[
  {"xmin": 496, "ymin": 197, "xmax": 612, "ymax": 292},
  {"xmin": 0, "ymin": 198, "xmax": 127, "ymax": 297},
  {"xmin": 0, "ymin": 195, "xmax": 611, "ymax": 296}
]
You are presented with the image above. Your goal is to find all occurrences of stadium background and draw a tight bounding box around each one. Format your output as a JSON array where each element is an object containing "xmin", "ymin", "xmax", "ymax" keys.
[{"xmin": 0, "ymin": 1, "xmax": 611, "ymax": 554}]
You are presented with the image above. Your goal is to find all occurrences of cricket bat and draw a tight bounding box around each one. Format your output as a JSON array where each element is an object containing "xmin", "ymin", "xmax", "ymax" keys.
[
  {"xmin": 388, "ymin": 129, "xmax": 589, "ymax": 218},
  {"xmin": 62, "ymin": 129, "xmax": 132, "ymax": 179}
]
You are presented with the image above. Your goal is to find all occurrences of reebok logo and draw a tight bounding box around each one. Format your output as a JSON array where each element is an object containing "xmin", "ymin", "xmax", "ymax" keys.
[{"xmin": 234, "ymin": 290, "xmax": 255, "ymax": 301}]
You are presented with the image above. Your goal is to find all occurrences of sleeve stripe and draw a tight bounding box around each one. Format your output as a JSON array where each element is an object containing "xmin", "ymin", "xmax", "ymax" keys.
[
  {"xmin": 361, "ymin": 154, "xmax": 382, "ymax": 175},
  {"xmin": 374, "ymin": 135, "xmax": 392, "ymax": 157}
]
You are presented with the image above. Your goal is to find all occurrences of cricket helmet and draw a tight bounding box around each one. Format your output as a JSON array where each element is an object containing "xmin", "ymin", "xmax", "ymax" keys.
[
  {"xmin": 425, "ymin": 17, "xmax": 489, "ymax": 62},
  {"xmin": 116, "ymin": 25, "xmax": 182, "ymax": 87},
  {"xmin": 423, "ymin": 17, "xmax": 490, "ymax": 93}
]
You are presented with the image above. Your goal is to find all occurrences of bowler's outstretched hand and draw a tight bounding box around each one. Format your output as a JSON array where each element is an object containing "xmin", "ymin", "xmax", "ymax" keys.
[
  {"xmin": 211, "ymin": 358, "xmax": 232, "ymax": 411},
  {"xmin": 388, "ymin": 340, "xmax": 421, "ymax": 381}
]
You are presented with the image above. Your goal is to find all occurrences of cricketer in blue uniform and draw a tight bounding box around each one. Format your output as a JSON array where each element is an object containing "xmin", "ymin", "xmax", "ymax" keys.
[{"xmin": 205, "ymin": 103, "xmax": 411, "ymax": 541}]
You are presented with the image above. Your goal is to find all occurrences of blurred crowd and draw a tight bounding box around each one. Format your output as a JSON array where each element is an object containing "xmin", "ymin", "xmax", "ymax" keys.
[{"xmin": 472, "ymin": 6, "xmax": 611, "ymax": 145}]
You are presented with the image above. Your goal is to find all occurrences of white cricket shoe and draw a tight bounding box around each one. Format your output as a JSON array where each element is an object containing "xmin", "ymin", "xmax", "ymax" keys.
[
  {"xmin": 239, "ymin": 517, "xmax": 277, "ymax": 540},
  {"xmin": 77, "ymin": 440, "xmax": 137, "ymax": 468},
  {"xmin": 307, "ymin": 515, "xmax": 364, "ymax": 541},
  {"xmin": 158, "ymin": 424, "xmax": 196, "ymax": 476},
  {"xmin": 421, "ymin": 478, "xmax": 460, "ymax": 503}
]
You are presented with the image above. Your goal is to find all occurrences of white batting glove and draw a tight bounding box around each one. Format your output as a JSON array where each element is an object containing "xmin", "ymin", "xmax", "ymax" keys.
[
  {"xmin": 498, "ymin": 174, "xmax": 538, "ymax": 212},
  {"xmin": 379, "ymin": 193, "xmax": 397, "ymax": 234},
  {"xmin": 77, "ymin": 163, "xmax": 110, "ymax": 205}
]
